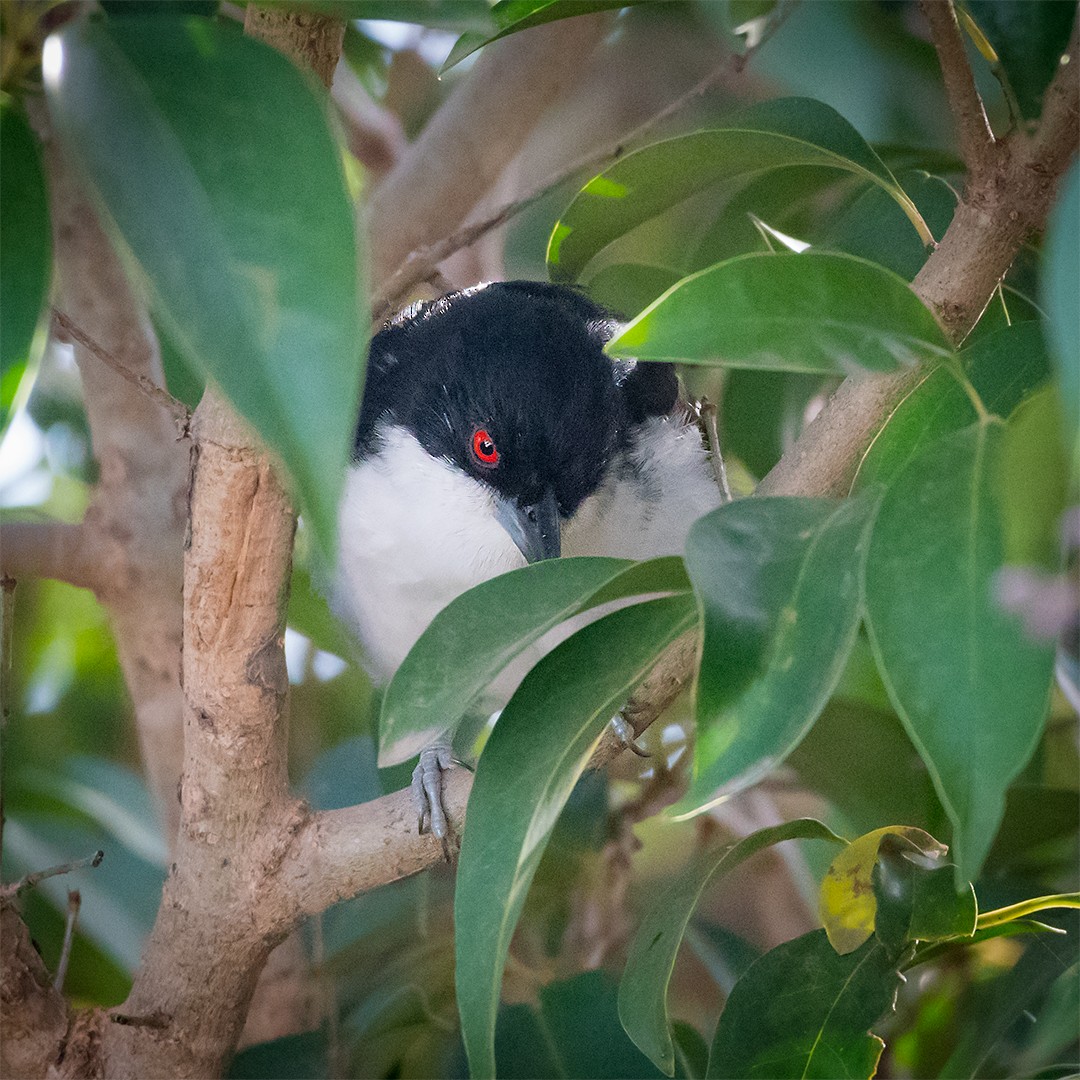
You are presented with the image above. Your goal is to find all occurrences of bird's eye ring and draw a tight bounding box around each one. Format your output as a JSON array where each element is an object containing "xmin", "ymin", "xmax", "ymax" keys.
[{"xmin": 472, "ymin": 427, "xmax": 499, "ymax": 467}]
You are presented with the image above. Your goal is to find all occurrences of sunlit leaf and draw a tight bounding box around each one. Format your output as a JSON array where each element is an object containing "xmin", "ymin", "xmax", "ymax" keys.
[
  {"xmin": 864, "ymin": 422, "xmax": 1056, "ymax": 885},
  {"xmin": 0, "ymin": 102, "xmax": 51, "ymax": 431},
  {"xmin": 380, "ymin": 556, "xmax": 689, "ymax": 766},
  {"xmin": 619, "ymin": 819, "xmax": 844, "ymax": 1075},
  {"xmin": 45, "ymin": 16, "xmax": 363, "ymax": 557},
  {"xmin": 706, "ymin": 931, "xmax": 902, "ymax": 1079},
  {"xmin": 607, "ymin": 252, "xmax": 952, "ymax": 374},
  {"xmin": 674, "ymin": 492, "xmax": 878, "ymax": 817},
  {"xmin": 548, "ymin": 98, "xmax": 933, "ymax": 283},
  {"xmin": 455, "ymin": 594, "xmax": 698, "ymax": 1079}
]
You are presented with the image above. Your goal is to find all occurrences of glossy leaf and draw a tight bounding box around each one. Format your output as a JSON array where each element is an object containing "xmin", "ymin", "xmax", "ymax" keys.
[
  {"xmin": 607, "ymin": 252, "xmax": 953, "ymax": 374},
  {"xmin": 258, "ymin": 0, "xmax": 497, "ymax": 31},
  {"xmin": 455, "ymin": 594, "xmax": 698, "ymax": 1079},
  {"xmin": 583, "ymin": 263, "xmax": 683, "ymax": 320},
  {"xmin": 855, "ymin": 321, "xmax": 1052, "ymax": 490},
  {"xmin": 675, "ymin": 492, "xmax": 878, "ymax": 817},
  {"xmin": 45, "ymin": 17, "xmax": 363, "ymax": 557},
  {"xmin": 619, "ymin": 819, "xmax": 844, "ymax": 1076},
  {"xmin": 864, "ymin": 422, "xmax": 1057, "ymax": 885},
  {"xmin": 548, "ymin": 97, "xmax": 932, "ymax": 283},
  {"xmin": 0, "ymin": 102, "xmax": 51, "ymax": 429},
  {"xmin": 1042, "ymin": 159, "xmax": 1078, "ymax": 447},
  {"xmin": 819, "ymin": 826, "xmax": 947, "ymax": 955},
  {"xmin": 380, "ymin": 556, "xmax": 691, "ymax": 766},
  {"xmin": 442, "ymin": 0, "xmax": 641, "ymax": 73},
  {"xmin": 706, "ymin": 931, "xmax": 902, "ymax": 1079}
]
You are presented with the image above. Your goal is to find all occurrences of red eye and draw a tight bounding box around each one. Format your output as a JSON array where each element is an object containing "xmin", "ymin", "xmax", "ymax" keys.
[{"xmin": 472, "ymin": 428, "xmax": 499, "ymax": 466}]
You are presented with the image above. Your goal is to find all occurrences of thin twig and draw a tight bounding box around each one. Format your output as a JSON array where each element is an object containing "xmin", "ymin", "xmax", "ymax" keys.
[
  {"xmin": 1, "ymin": 849, "xmax": 104, "ymax": 899},
  {"xmin": 697, "ymin": 398, "xmax": 734, "ymax": 503},
  {"xmin": 921, "ymin": 0, "xmax": 997, "ymax": 176},
  {"xmin": 372, "ymin": 1, "xmax": 799, "ymax": 318},
  {"xmin": 53, "ymin": 889, "xmax": 81, "ymax": 992},
  {"xmin": 51, "ymin": 309, "xmax": 191, "ymax": 438}
]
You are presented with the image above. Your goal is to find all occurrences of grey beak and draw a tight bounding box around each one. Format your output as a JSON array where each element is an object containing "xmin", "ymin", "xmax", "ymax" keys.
[{"xmin": 495, "ymin": 488, "xmax": 561, "ymax": 563}]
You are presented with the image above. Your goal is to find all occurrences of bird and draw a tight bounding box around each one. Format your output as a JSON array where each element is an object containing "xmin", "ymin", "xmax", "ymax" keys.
[{"xmin": 333, "ymin": 280, "xmax": 721, "ymax": 838}]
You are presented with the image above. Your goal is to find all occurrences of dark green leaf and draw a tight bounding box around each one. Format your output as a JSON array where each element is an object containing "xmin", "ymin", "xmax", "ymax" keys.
[
  {"xmin": 548, "ymin": 97, "xmax": 932, "ymax": 283},
  {"xmin": 1041, "ymin": 159, "xmax": 1078, "ymax": 449},
  {"xmin": 380, "ymin": 556, "xmax": 691, "ymax": 766},
  {"xmin": 583, "ymin": 263, "xmax": 683, "ymax": 319},
  {"xmin": 101, "ymin": 0, "xmax": 219, "ymax": 14},
  {"xmin": 864, "ymin": 421, "xmax": 1056, "ymax": 884},
  {"xmin": 675, "ymin": 492, "xmax": 878, "ymax": 816},
  {"xmin": 854, "ymin": 320, "xmax": 1052, "ymax": 490},
  {"xmin": 607, "ymin": 252, "xmax": 952, "ymax": 374},
  {"xmin": 45, "ymin": 17, "xmax": 363, "ymax": 557},
  {"xmin": 671, "ymin": 1022, "xmax": 710, "ymax": 1080},
  {"xmin": 228, "ymin": 1031, "xmax": 328, "ymax": 1079},
  {"xmin": 0, "ymin": 102, "xmax": 51, "ymax": 429},
  {"xmin": 258, "ymin": 0, "xmax": 497, "ymax": 31},
  {"xmin": 966, "ymin": 1, "xmax": 1076, "ymax": 119},
  {"xmin": 288, "ymin": 565, "xmax": 355, "ymax": 661},
  {"xmin": 442, "ymin": 1, "xmax": 642, "ymax": 73},
  {"xmin": 618, "ymin": 819, "xmax": 844, "ymax": 1075},
  {"xmin": 455, "ymin": 594, "xmax": 698, "ymax": 1079},
  {"xmin": 967, "ymin": 284, "xmax": 1043, "ymax": 343},
  {"xmin": 706, "ymin": 931, "xmax": 902, "ymax": 1079}
]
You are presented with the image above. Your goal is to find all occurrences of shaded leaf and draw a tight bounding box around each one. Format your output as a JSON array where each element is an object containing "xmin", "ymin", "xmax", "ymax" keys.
[
  {"xmin": 228, "ymin": 1031, "xmax": 328, "ymax": 1080},
  {"xmin": 1041, "ymin": 159, "xmax": 1078, "ymax": 449},
  {"xmin": 607, "ymin": 252, "xmax": 952, "ymax": 374},
  {"xmin": 619, "ymin": 819, "xmax": 844, "ymax": 1075},
  {"xmin": 548, "ymin": 97, "xmax": 932, "ymax": 283},
  {"xmin": 455, "ymin": 594, "xmax": 698, "ymax": 1079},
  {"xmin": 0, "ymin": 102, "xmax": 51, "ymax": 430},
  {"xmin": 675, "ymin": 492, "xmax": 878, "ymax": 817},
  {"xmin": 864, "ymin": 422, "xmax": 1056, "ymax": 884},
  {"xmin": 706, "ymin": 931, "xmax": 902, "ymax": 1079},
  {"xmin": 819, "ymin": 825, "xmax": 947, "ymax": 955},
  {"xmin": 442, "ymin": 1, "xmax": 642, "ymax": 73},
  {"xmin": 583, "ymin": 262, "xmax": 683, "ymax": 319},
  {"xmin": 45, "ymin": 17, "xmax": 363, "ymax": 557},
  {"xmin": 380, "ymin": 556, "xmax": 690, "ymax": 766}
]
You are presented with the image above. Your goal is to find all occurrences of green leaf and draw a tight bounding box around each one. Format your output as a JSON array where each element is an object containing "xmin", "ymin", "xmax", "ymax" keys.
[
  {"xmin": 45, "ymin": 17, "xmax": 363, "ymax": 557},
  {"xmin": 455, "ymin": 593, "xmax": 698, "ymax": 1079},
  {"xmin": 379, "ymin": 556, "xmax": 690, "ymax": 766},
  {"xmin": 706, "ymin": 931, "xmax": 902, "ymax": 1079},
  {"xmin": 0, "ymin": 101, "xmax": 51, "ymax": 430},
  {"xmin": 582, "ymin": 263, "xmax": 683, "ymax": 319},
  {"xmin": 864, "ymin": 422, "xmax": 1056, "ymax": 885},
  {"xmin": 1042, "ymin": 159, "xmax": 1078, "ymax": 448},
  {"xmin": 442, "ymin": 1, "xmax": 642, "ymax": 73},
  {"xmin": 618, "ymin": 819, "xmax": 844, "ymax": 1076},
  {"xmin": 855, "ymin": 320, "xmax": 1052, "ymax": 490},
  {"xmin": 606, "ymin": 252, "xmax": 953, "ymax": 374},
  {"xmin": 258, "ymin": 0, "xmax": 497, "ymax": 31},
  {"xmin": 965, "ymin": 1, "xmax": 1077, "ymax": 120},
  {"xmin": 547, "ymin": 97, "xmax": 933, "ymax": 283},
  {"xmin": 228, "ymin": 1031, "xmax": 328, "ymax": 1079},
  {"xmin": 674, "ymin": 492, "xmax": 878, "ymax": 817}
]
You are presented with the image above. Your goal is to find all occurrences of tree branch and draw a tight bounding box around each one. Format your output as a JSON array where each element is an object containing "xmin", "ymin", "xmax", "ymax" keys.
[
  {"xmin": 0, "ymin": 522, "xmax": 99, "ymax": 592},
  {"xmin": 921, "ymin": 0, "xmax": 996, "ymax": 176}
]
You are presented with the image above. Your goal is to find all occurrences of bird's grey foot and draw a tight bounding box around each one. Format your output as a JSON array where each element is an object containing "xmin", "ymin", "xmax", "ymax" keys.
[
  {"xmin": 610, "ymin": 713, "xmax": 651, "ymax": 758},
  {"xmin": 411, "ymin": 741, "xmax": 456, "ymax": 852}
]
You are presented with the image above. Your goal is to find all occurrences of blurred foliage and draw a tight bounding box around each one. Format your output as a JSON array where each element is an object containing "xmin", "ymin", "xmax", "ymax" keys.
[{"xmin": 0, "ymin": 1, "xmax": 1076, "ymax": 1078}]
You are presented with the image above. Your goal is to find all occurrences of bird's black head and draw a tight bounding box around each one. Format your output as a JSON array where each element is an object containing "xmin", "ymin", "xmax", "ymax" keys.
[{"xmin": 355, "ymin": 281, "xmax": 678, "ymax": 561}]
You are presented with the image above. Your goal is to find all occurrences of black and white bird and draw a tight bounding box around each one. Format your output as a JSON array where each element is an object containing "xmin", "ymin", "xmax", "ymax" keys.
[{"xmin": 333, "ymin": 280, "xmax": 720, "ymax": 835}]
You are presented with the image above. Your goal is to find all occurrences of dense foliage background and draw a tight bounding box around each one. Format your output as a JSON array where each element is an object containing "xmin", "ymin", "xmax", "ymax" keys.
[{"xmin": 1, "ymin": 1, "xmax": 1077, "ymax": 1078}]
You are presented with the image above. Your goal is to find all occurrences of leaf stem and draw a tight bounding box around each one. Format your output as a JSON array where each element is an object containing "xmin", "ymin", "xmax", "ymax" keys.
[{"xmin": 976, "ymin": 893, "xmax": 1080, "ymax": 930}]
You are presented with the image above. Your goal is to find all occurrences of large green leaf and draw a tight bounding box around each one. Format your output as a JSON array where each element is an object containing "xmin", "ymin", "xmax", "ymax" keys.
[
  {"xmin": 674, "ymin": 492, "xmax": 878, "ymax": 817},
  {"xmin": 606, "ymin": 252, "xmax": 953, "ymax": 374},
  {"xmin": 618, "ymin": 819, "xmax": 844, "ymax": 1076},
  {"xmin": 441, "ymin": 0, "xmax": 642, "ymax": 73},
  {"xmin": 547, "ymin": 97, "xmax": 933, "ymax": 283},
  {"xmin": 0, "ymin": 102, "xmax": 51, "ymax": 430},
  {"xmin": 379, "ymin": 556, "xmax": 690, "ymax": 766},
  {"xmin": 854, "ymin": 320, "xmax": 1052, "ymax": 490},
  {"xmin": 706, "ymin": 930, "xmax": 902, "ymax": 1079},
  {"xmin": 45, "ymin": 16, "xmax": 363, "ymax": 557},
  {"xmin": 864, "ymin": 421, "xmax": 1056, "ymax": 885},
  {"xmin": 455, "ymin": 594, "xmax": 698, "ymax": 1079},
  {"xmin": 1041, "ymin": 159, "xmax": 1078, "ymax": 450}
]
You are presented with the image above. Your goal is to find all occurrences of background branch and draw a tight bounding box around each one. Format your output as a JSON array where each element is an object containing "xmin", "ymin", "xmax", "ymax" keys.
[{"xmin": 0, "ymin": 521, "xmax": 98, "ymax": 592}]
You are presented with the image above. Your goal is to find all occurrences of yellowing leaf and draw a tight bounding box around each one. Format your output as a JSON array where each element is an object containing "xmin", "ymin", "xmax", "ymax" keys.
[{"xmin": 819, "ymin": 826, "xmax": 947, "ymax": 954}]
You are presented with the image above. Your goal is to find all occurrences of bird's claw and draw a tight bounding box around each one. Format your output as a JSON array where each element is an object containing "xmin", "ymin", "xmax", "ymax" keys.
[
  {"xmin": 411, "ymin": 742, "xmax": 456, "ymax": 852},
  {"xmin": 610, "ymin": 713, "xmax": 651, "ymax": 757}
]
